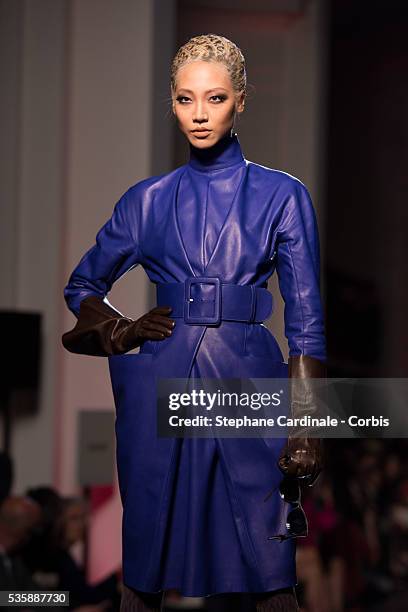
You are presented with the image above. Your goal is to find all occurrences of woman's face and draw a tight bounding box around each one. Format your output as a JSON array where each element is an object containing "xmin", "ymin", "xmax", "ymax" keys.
[
  {"xmin": 172, "ymin": 60, "xmax": 245, "ymax": 148},
  {"xmin": 62, "ymin": 501, "xmax": 88, "ymax": 547}
]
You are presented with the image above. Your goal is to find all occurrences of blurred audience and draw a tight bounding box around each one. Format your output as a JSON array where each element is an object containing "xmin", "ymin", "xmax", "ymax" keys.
[
  {"xmin": 23, "ymin": 485, "xmax": 65, "ymax": 583},
  {"xmin": 22, "ymin": 492, "xmax": 120, "ymax": 611},
  {"xmin": 295, "ymin": 439, "xmax": 408, "ymax": 611},
  {"xmin": 0, "ymin": 451, "xmax": 13, "ymax": 503},
  {"xmin": 48, "ymin": 496, "xmax": 120, "ymax": 611},
  {"xmin": 0, "ymin": 495, "xmax": 43, "ymax": 611},
  {"xmin": 0, "ymin": 476, "xmax": 120, "ymax": 611}
]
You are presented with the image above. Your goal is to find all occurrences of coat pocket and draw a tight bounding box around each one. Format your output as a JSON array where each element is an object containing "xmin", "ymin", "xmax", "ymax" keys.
[
  {"xmin": 108, "ymin": 353, "xmax": 154, "ymax": 413},
  {"xmin": 108, "ymin": 353, "xmax": 156, "ymax": 506},
  {"xmin": 242, "ymin": 323, "xmax": 285, "ymax": 361}
]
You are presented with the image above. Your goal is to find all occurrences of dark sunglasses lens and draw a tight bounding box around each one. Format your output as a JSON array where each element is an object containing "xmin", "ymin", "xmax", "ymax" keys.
[
  {"xmin": 279, "ymin": 478, "xmax": 301, "ymax": 504},
  {"xmin": 286, "ymin": 507, "xmax": 308, "ymax": 536}
]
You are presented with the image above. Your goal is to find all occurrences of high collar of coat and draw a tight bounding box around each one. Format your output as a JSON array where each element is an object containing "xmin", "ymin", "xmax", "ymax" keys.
[{"xmin": 188, "ymin": 130, "xmax": 245, "ymax": 172}]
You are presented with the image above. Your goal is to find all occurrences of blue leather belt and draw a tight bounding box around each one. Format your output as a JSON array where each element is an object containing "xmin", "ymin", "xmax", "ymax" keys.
[{"xmin": 156, "ymin": 276, "xmax": 273, "ymax": 326}]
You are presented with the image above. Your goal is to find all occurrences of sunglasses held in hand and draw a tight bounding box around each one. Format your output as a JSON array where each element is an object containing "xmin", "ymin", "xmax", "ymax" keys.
[{"xmin": 264, "ymin": 476, "xmax": 312, "ymax": 542}]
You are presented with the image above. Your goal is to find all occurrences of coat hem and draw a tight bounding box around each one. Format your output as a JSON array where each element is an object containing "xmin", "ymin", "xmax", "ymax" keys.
[{"xmin": 122, "ymin": 576, "xmax": 298, "ymax": 599}]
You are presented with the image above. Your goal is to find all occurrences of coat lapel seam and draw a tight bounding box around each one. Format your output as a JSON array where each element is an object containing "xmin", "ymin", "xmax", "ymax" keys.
[
  {"xmin": 203, "ymin": 162, "xmax": 248, "ymax": 274},
  {"xmin": 173, "ymin": 167, "xmax": 196, "ymax": 277}
]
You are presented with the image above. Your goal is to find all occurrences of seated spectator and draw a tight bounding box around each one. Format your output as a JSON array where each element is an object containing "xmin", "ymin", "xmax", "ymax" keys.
[
  {"xmin": 0, "ymin": 452, "xmax": 13, "ymax": 504},
  {"xmin": 0, "ymin": 495, "xmax": 42, "ymax": 610},
  {"xmin": 23, "ymin": 486, "xmax": 65, "ymax": 587},
  {"xmin": 45, "ymin": 496, "xmax": 120, "ymax": 611}
]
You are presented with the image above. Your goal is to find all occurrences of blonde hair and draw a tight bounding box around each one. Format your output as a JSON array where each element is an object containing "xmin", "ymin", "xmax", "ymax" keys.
[{"xmin": 170, "ymin": 33, "xmax": 247, "ymax": 102}]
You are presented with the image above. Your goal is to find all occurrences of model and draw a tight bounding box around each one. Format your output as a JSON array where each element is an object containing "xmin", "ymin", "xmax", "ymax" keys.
[{"xmin": 62, "ymin": 34, "xmax": 327, "ymax": 612}]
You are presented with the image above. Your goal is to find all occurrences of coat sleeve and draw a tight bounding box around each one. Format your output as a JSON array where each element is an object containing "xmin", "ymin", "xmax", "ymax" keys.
[
  {"xmin": 63, "ymin": 187, "xmax": 141, "ymax": 318},
  {"xmin": 274, "ymin": 179, "xmax": 327, "ymax": 362}
]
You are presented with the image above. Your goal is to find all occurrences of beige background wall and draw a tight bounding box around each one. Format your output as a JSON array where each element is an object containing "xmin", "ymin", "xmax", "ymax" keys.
[{"xmin": 0, "ymin": 0, "xmax": 67, "ymax": 492}]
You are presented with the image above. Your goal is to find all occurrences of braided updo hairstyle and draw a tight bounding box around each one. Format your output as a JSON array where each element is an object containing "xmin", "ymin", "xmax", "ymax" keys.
[{"xmin": 170, "ymin": 33, "xmax": 247, "ymax": 107}]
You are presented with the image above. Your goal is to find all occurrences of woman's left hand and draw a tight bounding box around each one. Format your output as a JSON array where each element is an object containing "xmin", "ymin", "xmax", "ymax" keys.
[
  {"xmin": 277, "ymin": 354, "xmax": 327, "ymax": 486},
  {"xmin": 278, "ymin": 437, "xmax": 324, "ymax": 485}
]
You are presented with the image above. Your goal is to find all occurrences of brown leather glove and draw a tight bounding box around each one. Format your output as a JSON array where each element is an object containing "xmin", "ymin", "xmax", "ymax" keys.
[
  {"xmin": 61, "ymin": 295, "xmax": 175, "ymax": 356},
  {"xmin": 278, "ymin": 355, "xmax": 327, "ymax": 485}
]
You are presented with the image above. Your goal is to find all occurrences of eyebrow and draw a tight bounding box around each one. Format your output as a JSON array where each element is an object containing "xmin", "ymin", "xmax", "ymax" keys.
[{"xmin": 177, "ymin": 88, "xmax": 228, "ymax": 94}]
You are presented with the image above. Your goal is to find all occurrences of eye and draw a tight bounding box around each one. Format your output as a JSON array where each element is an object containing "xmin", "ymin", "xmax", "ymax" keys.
[
  {"xmin": 210, "ymin": 94, "xmax": 227, "ymax": 103},
  {"xmin": 175, "ymin": 94, "xmax": 227, "ymax": 104},
  {"xmin": 176, "ymin": 95, "xmax": 191, "ymax": 104}
]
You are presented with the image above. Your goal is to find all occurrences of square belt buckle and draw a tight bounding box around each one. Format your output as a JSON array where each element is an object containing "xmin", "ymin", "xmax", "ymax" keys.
[{"xmin": 184, "ymin": 276, "xmax": 221, "ymax": 325}]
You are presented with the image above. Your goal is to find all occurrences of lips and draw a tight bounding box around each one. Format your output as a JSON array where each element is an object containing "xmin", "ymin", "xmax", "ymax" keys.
[{"xmin": 192, "ymin": 130, "xmax": 212, "ymax": 138}]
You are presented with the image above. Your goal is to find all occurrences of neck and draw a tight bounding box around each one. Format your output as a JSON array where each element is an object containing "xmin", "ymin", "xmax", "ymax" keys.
[{"xmin": 188, "ymin": 129, "xmax": 245, "ymax": 172}]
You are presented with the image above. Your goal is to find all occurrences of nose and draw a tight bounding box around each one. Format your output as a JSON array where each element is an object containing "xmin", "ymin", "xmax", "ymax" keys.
[{"xmin": 192, "ymin": 100, "xmax": 208, "ymax": 123}]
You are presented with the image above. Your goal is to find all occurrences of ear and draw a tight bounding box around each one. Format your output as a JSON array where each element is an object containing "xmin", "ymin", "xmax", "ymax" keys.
[
  {"xmin": 236, "ymin": 91, "xmax": 245, "ymax": 114},
  {"xmin": 171, "ymin": 90, "xmax": 177, "ymax": 115}
]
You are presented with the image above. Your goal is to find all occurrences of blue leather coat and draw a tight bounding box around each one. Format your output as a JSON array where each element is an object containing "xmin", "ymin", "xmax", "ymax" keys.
[{"xmin": 63, "ymin": 131, "xmax": 326, "ymax": 596}]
